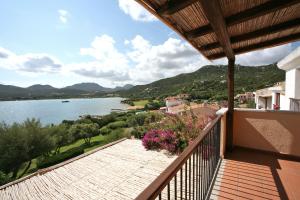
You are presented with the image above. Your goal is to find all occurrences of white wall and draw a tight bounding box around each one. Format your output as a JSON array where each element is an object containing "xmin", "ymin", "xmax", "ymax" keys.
[
  {"xmin": 256, "ymin": 96, "xmax": 272, "ymax": 110},
  {"xmin": 280, "ymin": 94, "xmax": 289, "ymax": 110},
  {"xmin": 295, "ymin": 69, "xmax": 300, "ymax": 99}
]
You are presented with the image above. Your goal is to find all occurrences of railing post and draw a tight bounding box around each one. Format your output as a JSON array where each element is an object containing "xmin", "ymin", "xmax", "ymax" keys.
[{"xmin": 216, "ymin": 108, "xmax": 228, "ymax": 159}]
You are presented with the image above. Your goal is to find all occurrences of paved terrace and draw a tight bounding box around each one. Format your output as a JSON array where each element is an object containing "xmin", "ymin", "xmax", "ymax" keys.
[
  {"xmin": 0, "ymin": 139, "xmax": 177, "ymax": 200},
  {"xmin": 210, "ymin": 148, "xmax": 300, "ymax": 200}
]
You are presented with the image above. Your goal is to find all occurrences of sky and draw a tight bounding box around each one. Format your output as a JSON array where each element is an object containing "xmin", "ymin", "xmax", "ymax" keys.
[{"xmin": 0, "ymin": 0, "xmax": 299, "ymax": 88}]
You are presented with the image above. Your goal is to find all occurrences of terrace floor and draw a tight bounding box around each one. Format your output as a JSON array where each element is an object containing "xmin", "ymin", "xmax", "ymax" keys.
[
  {"xmin": 0, "ymin": 139, "xmax": 177, "ymax": 200},
  {"xmin": 210, "ymin": 148, "xmax": 300, "ymax": 200}
]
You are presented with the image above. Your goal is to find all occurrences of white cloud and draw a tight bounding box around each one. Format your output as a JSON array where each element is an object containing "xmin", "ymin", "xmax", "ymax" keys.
[
  {"xmin": 71, "ymin": 35, "xmax": 130, "ymax": 82},
  {"xmin": 58, "ymin": 9, "xmax": 70, "ymax": 24},
  {"xmin": 0, "ymin": 47, "xmax": 13, "ymax": 59},
  {"xmin": 213, "ymin": 44, "xmax": 293, "ymax": 66},
  {"xmin": 118, "ymin": 0, "xmax": 157, "ymax": 22},
  {"xmin": 236, "ymin": 44, "xmax": 293, "ymax": 66},
  {"xmin": 126, "ymin": 35, "xmax": 209, "ymax": 84},
  {"xmin": 1, "ymin": 34, "xmax": 297, "ymax": 87},
  {"xmin": 63, "ymin": 34, "xmax": 206, "ymax": 85},
  {"xmin": 0, "ymin": 47, "xmax": 62, "ymax": 74}
]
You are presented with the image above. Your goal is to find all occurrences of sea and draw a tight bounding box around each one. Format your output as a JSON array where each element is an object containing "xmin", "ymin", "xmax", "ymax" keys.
[{"xmin": 0, "ymin": 97, "xmax": 127, "ymax": 125}]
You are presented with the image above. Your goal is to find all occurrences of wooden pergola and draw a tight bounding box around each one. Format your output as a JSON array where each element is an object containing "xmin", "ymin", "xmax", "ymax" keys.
[{"xmin": 136, "ymin": 0, "xmax": 300, "ymax": 150}]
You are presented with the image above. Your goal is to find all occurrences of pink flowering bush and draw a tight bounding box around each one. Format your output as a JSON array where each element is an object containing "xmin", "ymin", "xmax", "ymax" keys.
[
  {"xmin": 142, "ymin": 130, "xmax": 179, "ymax": 153},
  {"xmin": 141, "ymin": 108, "xmax": 217, "ymax": 154}
]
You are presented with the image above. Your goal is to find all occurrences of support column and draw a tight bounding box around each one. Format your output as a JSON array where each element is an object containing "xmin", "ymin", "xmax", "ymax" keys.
[{"xmin": 226, "ymin": 58, "xmax": 235, "ymax": 151}]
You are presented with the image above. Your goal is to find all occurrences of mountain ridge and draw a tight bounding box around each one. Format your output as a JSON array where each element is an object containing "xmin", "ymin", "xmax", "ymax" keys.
[
  {"xmin": 118, "ymin": 64, "xmax": 285, "ymax": 100},
  {"xmin": 0, "ymin": 83, "xmax": 134, "ymax": 100},
  {"xmin": 0, "ymin": 64, "xmax": 285, "ymax": 101}
]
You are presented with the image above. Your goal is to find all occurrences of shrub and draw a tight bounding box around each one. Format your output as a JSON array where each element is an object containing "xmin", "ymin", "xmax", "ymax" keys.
[
  {"xmin": 142, "ymin": 130, "xmax": 161, "ymax": 150},
  {"xmin": 100, "ymin": 126, "xmax": 111, "ymax": 135},
  {"xmin": 142, "ymin": 130, "xmax": 179, "ymax": 153},
  {"xmin": 37, "ymin": 147, "xmax": 84, "ymax": 169},
  {"xmin": 0, "ymin": 171, "xmax": 10, "ymax": 186},
  {"xmin": 104, "ymin": 128, "xmax": 125, "ymax": 143},
  {"xmin": 106, "ymin": 121, "xmax": 127, "ymax": 129},
  {"xmin": 127, "ymin": 113, "xmax": 147, "ymax": 127},
  {"xmin": 145, "ymin": 112, "xmax": 163, "ymax": 124},
  {"xmin": 131, "ymin": 126, "xmax": 147, "ymax": 139}
]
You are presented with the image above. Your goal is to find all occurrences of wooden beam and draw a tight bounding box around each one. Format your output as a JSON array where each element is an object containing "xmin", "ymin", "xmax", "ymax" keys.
[
  {"xmin": 157, "ymin": 0, "xmax": 199, "ymax": 16},
  {"xmin": 208, "ymin": 32, "xmax": 300, "ymax": 60},
  {"xmin": 135, "ymin": 0, "xmax": 211, "ymax": 60},
  {"xmin": 199, "ymin": 0, "xmax": 235, "ymax": 60},
  {"xmin": 186, "ymin": 0, "xmax": 300, "ymax": 39},
  {"xmin": 201, "ymin": 17, "xmax": 300, "ymax": 51},
  {"xmin": 226, "ymin": 58, "xmax": 235, "ymax": 151}
]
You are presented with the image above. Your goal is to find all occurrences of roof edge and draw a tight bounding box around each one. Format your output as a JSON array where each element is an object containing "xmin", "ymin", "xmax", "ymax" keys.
[
  {"xmin": 0, "ymin": 138, "xmax": 127, "ymax": 190},
  {"xmin": 278, "ymin": 46, "xmax": 300, "ymax": 71}
]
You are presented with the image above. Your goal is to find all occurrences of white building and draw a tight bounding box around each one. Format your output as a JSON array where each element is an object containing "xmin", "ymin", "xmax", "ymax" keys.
[
  {"xmin": 255, "ymin": 47, "xmax": 300, "ymax": 111},
  {"xmin": 165, "ymin": 97, "xmax": 183, "ymax": 113},
  {"xmin": 255, "ymin": 82, "xmax": 285, "ymax": 110}
]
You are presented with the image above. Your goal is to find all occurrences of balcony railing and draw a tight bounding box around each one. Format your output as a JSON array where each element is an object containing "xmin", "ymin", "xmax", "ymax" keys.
[{"xmin": 136, "ymin": 115, "xmax": 222, "ymax": 200}]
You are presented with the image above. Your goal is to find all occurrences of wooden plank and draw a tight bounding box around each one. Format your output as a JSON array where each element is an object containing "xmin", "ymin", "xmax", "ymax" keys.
[
  {"xmin": 186, "ymin": 0, "xmax": 300, "ymax": 39},
  {"xmin": 226, "ymin": 58, "xmax": 235, "ymax": 151},
  {"xmin": 199, "ymin": 0, "xmax": 235, "ymax": 60},
  {"xmin": 157, "ymin": 0, "xmax": 199, "ymax": 16},
  {"xmin": 207, "ymin": 32, "xmax": 300, "ymax": 60},
  {"xmin": 226, "ymin": 0, "xmax": 300, "ymax": 26},
  {"xmin": 201, "ymin": 17, "xmax": 300, "ymax": 51}
]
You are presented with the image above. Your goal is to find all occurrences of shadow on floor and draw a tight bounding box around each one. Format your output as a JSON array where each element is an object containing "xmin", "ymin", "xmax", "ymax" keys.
[{"xmin": 211, "ymin": 147, "xmax": 300, "ymax": 200}]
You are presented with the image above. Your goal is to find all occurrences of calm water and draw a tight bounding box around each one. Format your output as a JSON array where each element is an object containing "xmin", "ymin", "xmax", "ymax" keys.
[{"xmin": 0, "ymin": 98, "xmax": 127, "ymax": 125}]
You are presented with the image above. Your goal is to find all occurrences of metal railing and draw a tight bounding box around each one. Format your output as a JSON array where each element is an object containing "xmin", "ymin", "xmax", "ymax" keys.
[{"xmin": 136, "ymin": 115, "xmax": 222, "ymax": 200}]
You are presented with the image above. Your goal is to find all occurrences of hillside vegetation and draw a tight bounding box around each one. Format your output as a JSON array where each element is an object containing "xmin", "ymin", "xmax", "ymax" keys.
[{"xmin": 119, "ymin": 64, "xmax": 285, "ymax": 100}]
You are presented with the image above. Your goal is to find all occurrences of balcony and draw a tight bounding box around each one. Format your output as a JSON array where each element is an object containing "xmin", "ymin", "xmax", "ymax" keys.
[
  {"xmin": 136, "ymin": 109, "xmax": 300, "ymax": 200},
  {"xmin": 211, "ymin": 147, "xmax": 300, "ymax": 200}
]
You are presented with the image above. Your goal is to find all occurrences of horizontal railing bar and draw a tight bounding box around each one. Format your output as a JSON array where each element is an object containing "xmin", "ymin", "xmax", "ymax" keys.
[{"xmin": 135, "ymin": 115, "xmax": 221, "ymax": 200}]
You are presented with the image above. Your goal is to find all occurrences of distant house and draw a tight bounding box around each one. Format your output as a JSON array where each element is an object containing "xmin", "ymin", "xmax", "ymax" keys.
[
  {"xmin": 165, "ymin": 96, "xmax": 184, "ymax": 113},
  {"xmin": 235, "ymin": 92, "xmax": 255, "ymax": 104},
  {"xmin": 255, "ymin": 46, "xmax": 300, "ymax": 111},
  {"xmin": 255, "ymin": 82, "xmax": 285, "ymax": 110}
]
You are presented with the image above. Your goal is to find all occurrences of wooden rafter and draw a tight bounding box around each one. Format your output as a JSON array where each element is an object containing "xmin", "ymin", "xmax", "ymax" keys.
[
  {"xmin": 186, "ymin": 0, "xmax": 300, "ymax": 39},
  {"xmin": 201, "ymin": 17, "xmax": 300, "ymax": 51},
  {"xmin": 208, "ymin": 32, "xmax": 300, "ymax": 60},
  {"xmin": 157, "ymin": 0, "xmax": 199, "ymax": 16},
  {"xmin": 199, "ymin": 0, "xmax": 234, "ymax": 59}
]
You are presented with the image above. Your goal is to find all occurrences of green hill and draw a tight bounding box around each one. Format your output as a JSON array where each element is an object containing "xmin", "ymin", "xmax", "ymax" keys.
[{"xmin": 119, "ymin": 64, "xmax": 285, "ymax": 100}]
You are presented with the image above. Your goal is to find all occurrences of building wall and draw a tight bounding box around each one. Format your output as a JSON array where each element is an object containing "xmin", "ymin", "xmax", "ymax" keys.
[
  {"xmin": 166, "ymin": 99, "xmax": 182, "ymax": 108},
  {"xmin": 286, "ymin": 68, "xmax": 300, "ymax": 99},
  {"xmin": 280, "ymin": 94, "xmax": 290, "ymax": 110},
  {"xmin": 295, "ymin": 69, "xmax": 300, "ymax": 99},
  {"xmin": 233, "ymin": 109, "xmax": 300, "ymax": 157}
]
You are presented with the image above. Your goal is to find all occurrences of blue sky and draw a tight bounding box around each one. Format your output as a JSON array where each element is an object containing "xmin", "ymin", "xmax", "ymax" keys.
[{"xmin": 0, "ymin": 0, "xmax": 299, "ymax": 88}]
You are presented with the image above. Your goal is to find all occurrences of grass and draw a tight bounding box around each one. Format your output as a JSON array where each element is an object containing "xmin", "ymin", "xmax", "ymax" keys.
[
  {"xmin": 16, "ymin": 131, "xmax": 131, "ymax": 179},
  {"xmin": 133, "ymin": 100, "xmax": 149, "ymax": 107}
]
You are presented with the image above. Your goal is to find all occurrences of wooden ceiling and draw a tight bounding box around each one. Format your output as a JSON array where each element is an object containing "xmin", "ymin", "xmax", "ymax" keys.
[{"xmin": 136, "ymin": 0, "xmax": 300, "ymax": 60}]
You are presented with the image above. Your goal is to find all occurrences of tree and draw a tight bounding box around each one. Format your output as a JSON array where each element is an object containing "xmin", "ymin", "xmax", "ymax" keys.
[
  {"xmin": 0, "ymin": 119, "xmax": 55, "ymax": 179},
  {"xmin": 0, "ymin": 123, "xmax": 29, "ymax": 178},
  {"xmin": 69, "ymin": 123, "xmax": 99, "ymax": 145},
  {"xmin": 0, "ymin": 171, "xmax": 10, "ymax": 186},
  {"xmin": 48, "ymin": 124, "xmax": 73, "ymax": 154},
  {"xmin": 20, "ymin": 119, "xmax": 54, "ymax": 177},
  {"xmin": 79, "ymin": 123, "xmax": 99, "ymax": 145}
]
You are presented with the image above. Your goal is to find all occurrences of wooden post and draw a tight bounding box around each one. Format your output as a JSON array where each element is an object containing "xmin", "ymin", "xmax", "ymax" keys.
[{"xmin": 226, "ymin": 58, "xmax": 235, "ymax": 151}]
